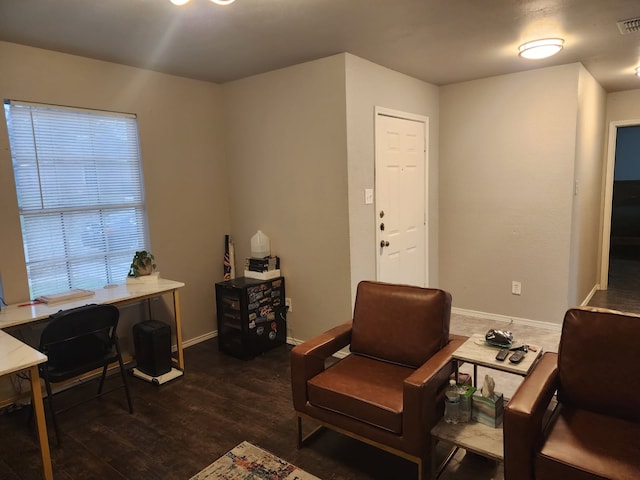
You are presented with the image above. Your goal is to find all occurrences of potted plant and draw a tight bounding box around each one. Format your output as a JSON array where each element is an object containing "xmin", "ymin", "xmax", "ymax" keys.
[{"xmin": 128, "ymin": 250, "xmax": 157, "ymax": 278}]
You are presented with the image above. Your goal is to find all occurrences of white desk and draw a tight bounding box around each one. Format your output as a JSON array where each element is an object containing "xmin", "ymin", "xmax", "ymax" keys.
[
  {"xmin": 0, "ymin": 279, "xmax": 186, "ymax": 370},
  {"xmin": 0, "ymin": 330, "xmax": 52, "ymax": 480}
]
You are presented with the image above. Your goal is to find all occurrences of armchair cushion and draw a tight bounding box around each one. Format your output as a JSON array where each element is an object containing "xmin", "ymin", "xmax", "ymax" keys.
[
  {"xmin": 307, "ymin": 354, "xmax": 412, "ymax": 434},
  {"xmin": 350, "ymin": 281, "xmax": 451, "ymax": 368},
  {"xmin": 536, "ymin": 407, "xmax": 640, "ymax": 480}
]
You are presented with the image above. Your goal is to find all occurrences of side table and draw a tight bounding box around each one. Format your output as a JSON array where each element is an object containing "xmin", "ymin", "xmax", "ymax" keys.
[{"xmin": 430, "ymin": 334, "xmax": 543, "ymax": 479}]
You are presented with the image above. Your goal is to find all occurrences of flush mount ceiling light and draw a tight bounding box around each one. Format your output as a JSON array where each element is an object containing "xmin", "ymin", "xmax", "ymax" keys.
[
  {"xmin": 170, "ymin": 0, "xmax": 236, "ymax": 5},
  {"xmin": 518, "ymin": 38, "xmax": 564, "ymax": 59},
  {"xmin": 636, "ymin": 67, "xmax": 640, "ymax": 77}
]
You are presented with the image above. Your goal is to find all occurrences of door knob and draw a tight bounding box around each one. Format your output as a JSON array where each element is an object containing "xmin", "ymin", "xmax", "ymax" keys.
[{"xmin": 380, "ymin": 240, "xmax": 390, "ymax": 248}]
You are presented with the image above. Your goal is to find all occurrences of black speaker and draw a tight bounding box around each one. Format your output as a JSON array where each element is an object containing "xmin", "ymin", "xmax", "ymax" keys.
[{"xmin": 133, "ymin": 320, "xmax": 172, "ymax": 377}]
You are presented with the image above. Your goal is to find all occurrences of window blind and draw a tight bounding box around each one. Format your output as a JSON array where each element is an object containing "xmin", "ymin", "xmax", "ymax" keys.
[{"xmin": 4, "ymin": 101, "xmax": 149, "ymax": 299}]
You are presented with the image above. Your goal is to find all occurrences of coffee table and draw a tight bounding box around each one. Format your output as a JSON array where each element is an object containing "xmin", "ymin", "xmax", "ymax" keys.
[{"xmin": 430, "ymin": 334, "xmax": 544, "ymax": 479}]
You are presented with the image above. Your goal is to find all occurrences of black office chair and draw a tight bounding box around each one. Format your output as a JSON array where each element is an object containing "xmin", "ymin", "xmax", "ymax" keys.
[{"xmin": 38, "ymin": 303, "xmax": 134, "ymax": 444}]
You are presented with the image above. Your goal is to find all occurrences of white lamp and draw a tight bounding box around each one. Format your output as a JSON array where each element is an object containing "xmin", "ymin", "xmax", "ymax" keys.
[{"xmin": 518, "ymin": 38, "xmax": 564, "ymax": 59}]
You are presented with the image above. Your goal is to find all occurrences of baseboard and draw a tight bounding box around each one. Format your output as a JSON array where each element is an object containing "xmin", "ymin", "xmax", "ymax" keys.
[
  {"xmin": 581, "ymin": 284, "xmax": 600, "ymax": 306},
  {"xmin": 182, "ymin": 331, "xmax": 218, "ymax": 349},
  {"xmin": 451, "ymin": 307, "xmax": 562, "ymax": 332}
]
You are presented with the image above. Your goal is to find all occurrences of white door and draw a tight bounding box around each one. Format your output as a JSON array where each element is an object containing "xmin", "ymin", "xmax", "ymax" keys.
[{"xmin": 375, "ymin": 108, "xmax": 428, "ymax": 287}]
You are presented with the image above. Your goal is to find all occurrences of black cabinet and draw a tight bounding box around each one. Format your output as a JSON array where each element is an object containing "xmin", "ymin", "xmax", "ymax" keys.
[{"xmin": 215, "ymin": 276, "xmax": 286, "ymax": 359}]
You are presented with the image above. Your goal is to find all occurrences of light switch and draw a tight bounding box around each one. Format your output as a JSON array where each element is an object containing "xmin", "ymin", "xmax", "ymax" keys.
[{"xmin": 365, "ymin": 188, "xmax": 374, "ymax": 205}]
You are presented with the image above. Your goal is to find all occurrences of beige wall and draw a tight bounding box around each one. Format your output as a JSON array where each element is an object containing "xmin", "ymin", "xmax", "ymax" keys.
[
  {"xmin": 344, "ymin": 54, "xmax": 440, "ymax": 304},
  {"xmin": 0, "ymin": 40, "xmax": 622, "ymax": 341},
  {"xmin": 568, "ymin": 66, "xmax": 606, "ymax": 306},
  {"xmin": 440, "ymin": 64, "xmax": 585, "ymax": 324},
  {"xmin": 0, "ymin": 42, "xmax": 230, "ymax": 345},
  {"xmin": 606, "ymin": 89, "xmax": 640, "ymax": 123},
  {"xmin": 222, "ymin": 54, "xmax": 352, "ymax": 341}
]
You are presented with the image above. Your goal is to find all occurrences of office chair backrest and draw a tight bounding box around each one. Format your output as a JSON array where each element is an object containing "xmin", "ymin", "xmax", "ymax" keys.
[{"xmin": 40, "ymin": 303, "xmax": 120, "ymax": 375}]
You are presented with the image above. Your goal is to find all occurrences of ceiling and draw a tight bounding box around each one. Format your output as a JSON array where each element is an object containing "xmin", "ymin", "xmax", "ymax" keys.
[{"xmin": 1, "ymin": 0, "xmax": 640, "ymax": 92}]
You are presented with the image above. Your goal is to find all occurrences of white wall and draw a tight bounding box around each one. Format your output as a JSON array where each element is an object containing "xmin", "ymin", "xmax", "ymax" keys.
[
  {"xmin": 568, "ymin": 66, "xmax": 606, "ymax": 306},
  {"xmin": 440, "ymin": 64, "xmax": 584, "ymax": 324},
  {"xmin": 0, "ymin": 42, "xmax": 230, "ymax": 345},
  {"xmin": 222, "ymin": 54, "xmax": 352, "ymax": 341},
  {"xmin": 344, "ymin": 54, "xmax": 440, "ymax": 304}
]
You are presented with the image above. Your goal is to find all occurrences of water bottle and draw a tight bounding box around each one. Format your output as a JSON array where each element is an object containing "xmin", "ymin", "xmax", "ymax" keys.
[
  {"xmin": 458, "ymin": 384, "xmax": 471, "ymax": 423},
  {"xmin": 444, "ymin": 379, "xmax": 460, "ymax": 424}
]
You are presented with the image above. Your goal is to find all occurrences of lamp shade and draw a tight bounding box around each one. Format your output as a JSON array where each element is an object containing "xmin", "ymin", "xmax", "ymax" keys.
[{"xmin": 518, "ymin": 38, "xmax": 564, "ymax": 59}]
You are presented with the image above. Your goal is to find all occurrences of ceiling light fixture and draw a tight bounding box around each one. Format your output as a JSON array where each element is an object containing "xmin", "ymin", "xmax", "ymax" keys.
[
  {"xmin": 170, "ymin": 0, "xmax": 236, "ymax": 5},
  {"xmin": 518, "ymin": 38, "xmax": 564, "ymax": 59},
  {"xmin": 636, "ymin": 67, "xmax": 640, "ymax": 78}
]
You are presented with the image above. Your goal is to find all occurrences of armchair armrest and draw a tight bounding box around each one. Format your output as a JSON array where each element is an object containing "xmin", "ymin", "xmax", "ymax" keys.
[
  {"xmin": 402, "ymin": 335, "xmax": 467, "ymax": 450},
  {"xmin": 504, "ymin": 352, "xmax": 558, "ymax": 480},
  {"xmin": 290, "ymin": 321, "xmax": 352, "ymax": 411}
]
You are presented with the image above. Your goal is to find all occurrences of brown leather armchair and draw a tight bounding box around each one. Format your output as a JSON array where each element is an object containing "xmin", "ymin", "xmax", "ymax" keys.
[
  {"xmin": 504, "ymin": 307, "xmax": 640, "ymax": 480},
  {"xmin": 291, "ymin": 280, "xmax": 467, "ymax": 480}
]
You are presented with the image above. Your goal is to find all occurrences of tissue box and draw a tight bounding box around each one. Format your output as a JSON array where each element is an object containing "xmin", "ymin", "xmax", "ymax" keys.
[{"xmin": 472, "ymin": 391, "xmax": 504, "ymax": 427}]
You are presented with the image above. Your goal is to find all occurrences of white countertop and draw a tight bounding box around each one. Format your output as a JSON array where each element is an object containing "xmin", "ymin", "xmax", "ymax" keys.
[
  {"xmin": 0, "ymin": 278, "xmax": 185, "ymax": 330},
  {"xmin": 0, "ymin": 329, "xmax": 47, "ymax": 376}
]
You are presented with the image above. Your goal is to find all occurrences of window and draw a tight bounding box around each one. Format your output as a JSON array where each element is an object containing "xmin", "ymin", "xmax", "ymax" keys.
[{"xmin": 4, "ymin": 101, "xmax": 149, "ymax": 299}]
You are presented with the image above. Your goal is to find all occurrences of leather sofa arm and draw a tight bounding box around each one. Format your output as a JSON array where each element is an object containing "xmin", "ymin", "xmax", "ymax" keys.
[
  {"xmin": 404, "ymin": 335, "xmax": 467, "ymax": 388},
  {"xmin": 290, "ymin": 321, "xmax": 352, "ymax": 411},
  {"xmin": 504, "ymin": 352, "xmax": 558, "ymax": 480},
  {"xmin": 402, "ymin": 335, "xmax": 468, "ymax": 450}
]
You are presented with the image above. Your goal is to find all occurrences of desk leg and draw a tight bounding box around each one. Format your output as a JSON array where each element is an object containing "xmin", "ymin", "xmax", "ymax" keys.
[
  {"xmin": 29, "ymin": 366, "xmax": 53, "ymax": 480},
  {"xmin": 173, "ymin": 290, "xmax": 184, "ymax": 370}
]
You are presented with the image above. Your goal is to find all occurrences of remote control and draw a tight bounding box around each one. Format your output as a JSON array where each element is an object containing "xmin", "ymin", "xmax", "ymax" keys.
[
  {"xmin": 509, "ymin": 350, "xmax": 525, "ymax": 364},
  {"xmin": 495, "ymin": 349, "xmax": 509, "ymax": 361}
]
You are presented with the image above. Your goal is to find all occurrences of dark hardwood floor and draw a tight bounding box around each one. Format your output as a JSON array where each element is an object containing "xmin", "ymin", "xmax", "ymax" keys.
[
  {"xmin": 0, "ymin": 341, "xmax": 424, "ymax": 480},
  {"xmin": 588, "ymin": 257, "xmax": 640, "ymax": 313}
]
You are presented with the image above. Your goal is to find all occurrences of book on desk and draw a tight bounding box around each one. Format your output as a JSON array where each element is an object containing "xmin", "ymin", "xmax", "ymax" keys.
[{"xmin": 36, "ymin": 288, "xmax": 95, "ymax": 305}]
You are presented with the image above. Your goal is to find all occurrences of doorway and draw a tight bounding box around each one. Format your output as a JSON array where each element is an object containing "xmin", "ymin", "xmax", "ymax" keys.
[
  {"xmin": 374, "ymin": 107, "xmax": 428, "ymax": 287},
  {"xmin": 595, "ymin": 121, "xmax": 640, "ymax": 312}
]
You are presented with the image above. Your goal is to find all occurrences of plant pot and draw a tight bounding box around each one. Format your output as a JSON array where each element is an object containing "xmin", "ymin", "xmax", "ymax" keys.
[{"xmin": 126, "ymin": 272, "xmax": 160, "ymax": 284}]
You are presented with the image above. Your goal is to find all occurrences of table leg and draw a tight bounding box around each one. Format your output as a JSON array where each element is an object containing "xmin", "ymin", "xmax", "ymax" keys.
[
  {"xmin": 454, "ymin": 359, "xmax": 459, "ymax": 384},
  {"xmin": 173, "ymin": 290, "xmax": 184, "ymax": 370},
  {"xmin": 29, "ymin": 366, "xmax": 53, "ymax": 480}
]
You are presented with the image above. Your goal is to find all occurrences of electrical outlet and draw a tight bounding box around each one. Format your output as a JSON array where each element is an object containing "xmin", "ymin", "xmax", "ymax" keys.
[
  {"xmin": 285, "ymin": 297, "xmax": 292, "ymax": 312},
  {"xmin": 512, "ymin": 281, "xmax": 522, "ymax": 295}
]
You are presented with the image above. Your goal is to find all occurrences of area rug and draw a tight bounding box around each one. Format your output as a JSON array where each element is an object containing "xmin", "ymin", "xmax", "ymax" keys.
[{"xmin": 190, "ymin": 441, "xmax": 320, "ymax": 480}]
